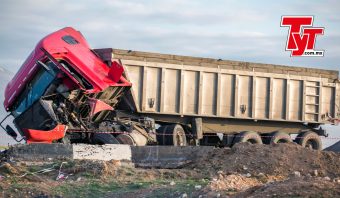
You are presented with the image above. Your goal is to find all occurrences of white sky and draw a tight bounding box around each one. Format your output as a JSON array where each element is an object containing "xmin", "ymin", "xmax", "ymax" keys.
[{"xmin": 0, "ymin": 0, "xmax": 339, "ymax": 73}]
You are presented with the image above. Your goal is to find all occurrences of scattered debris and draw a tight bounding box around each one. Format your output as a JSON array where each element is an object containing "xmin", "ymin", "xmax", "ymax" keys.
[
  {"xmin": 209, "ymin": 174, "xmax": 262, "ymax": 191},
  {"xmin": 324, "ymin": 176, "xmax": 331, "ymax": 181},
  {"xmin": 181, "ymin": 193, "xmax": 188, "ymax": 198},
  {"xmin": 56, "ymin": 162, "xmax": 69, "ymax": 181},
  {"xmin": 292, "ymin": 171, "xmax": 301, "ymax": 177}
]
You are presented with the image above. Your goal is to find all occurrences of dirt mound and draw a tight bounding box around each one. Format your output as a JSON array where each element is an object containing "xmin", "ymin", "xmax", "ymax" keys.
[
  {"xmin": 186, "ymin": 143, "xmax": 340, "ymax": 197},
  {"xmin": 189, "ymin": 142, "xmax": 340, "ymax": 178},
  {"xmin": 235, "ymin": 177, "xmax": 340, "ymax": 198}
]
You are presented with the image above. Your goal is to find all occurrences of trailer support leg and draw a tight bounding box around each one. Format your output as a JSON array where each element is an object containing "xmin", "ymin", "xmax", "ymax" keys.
[{"xmin": 192, "ymin": 118, "xmax": 203, "ymax": 143}]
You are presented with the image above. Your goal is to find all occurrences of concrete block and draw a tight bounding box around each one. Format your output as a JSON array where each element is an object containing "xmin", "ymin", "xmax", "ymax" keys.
[
  {"xmin": 131, "ymin": 146, "xmax": 215, "ymax": 168},
  {"xmin": 7, "ymin": 143, "xmax": 72, "ymax": 161},
  {"xmin": 73, "ymin": 144, "xmax": 132, "ymax": 161}
]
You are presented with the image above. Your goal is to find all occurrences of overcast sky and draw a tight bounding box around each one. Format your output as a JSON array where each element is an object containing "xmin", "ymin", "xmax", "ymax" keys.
[
  {"xmin": 0, "ymin": 0, "xmax": 339, "ymax": 146},
  {"xmin": 0, "ymin": 0, "xmax": 339, "ymax": 73}
]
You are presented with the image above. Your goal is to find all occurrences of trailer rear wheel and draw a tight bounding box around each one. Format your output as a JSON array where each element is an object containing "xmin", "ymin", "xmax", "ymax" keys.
[
  {"xmin": 157, "ymin": 124, "xmax": 187, "ymax": 146},
  {"xmin": 92, "ymin": 133, "xmax": 120, "ymax": 144},
  {"xmin": 296, "ymin": 131, "xmax": 322, "ymax": 150},
  {"xmin": 233, "ymin": 131, "xmax": 262, "ymax": 145},
  {"xmin": 265, "ymin": 132, "xmax": 292, "ymax": 145}
]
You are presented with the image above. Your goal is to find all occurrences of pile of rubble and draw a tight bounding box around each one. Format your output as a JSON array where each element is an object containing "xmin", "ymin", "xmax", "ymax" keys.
[
  {"xmin": 189, "ymin": 142, "xmax": 340, "ymax": 178},
  {"xmin": 186, "ymin": 142, "xmax": 340, "ymax": 197}
]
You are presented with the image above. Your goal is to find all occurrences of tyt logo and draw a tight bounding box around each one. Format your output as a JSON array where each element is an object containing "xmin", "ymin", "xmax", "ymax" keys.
[{"xmin": 281, "ymin": 16, "xmax": 324, "ymax": 56}]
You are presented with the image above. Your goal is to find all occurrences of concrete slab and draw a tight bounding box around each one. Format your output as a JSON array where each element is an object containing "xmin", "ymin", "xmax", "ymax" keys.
[
  {"xmin": 6, "ymin": 143, "xmax": 72, "ymax": 161},
  {"xmin": 131, "ymin": 146, "xmax": 215, "ymax": 168},
  {"xmin": 6, "ymin": 144, "xmax": 215, "ymax": 168},
  {"xmin": 73, "ymin": 144, "xmax": 132, "ymax": 161}
]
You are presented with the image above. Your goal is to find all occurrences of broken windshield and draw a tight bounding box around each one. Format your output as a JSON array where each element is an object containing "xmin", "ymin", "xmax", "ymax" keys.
[{"xmin": 12, "ymin": 62, "xmax": 58, "ymax": 117}]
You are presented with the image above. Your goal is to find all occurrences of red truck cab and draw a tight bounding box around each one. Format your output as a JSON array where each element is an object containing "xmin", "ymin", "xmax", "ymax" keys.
[{"xmin": 2, "ymin": 27, "xmax": 131, "ymax": 143}]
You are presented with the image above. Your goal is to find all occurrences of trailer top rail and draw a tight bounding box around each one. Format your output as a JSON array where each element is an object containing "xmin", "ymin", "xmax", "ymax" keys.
[{"xmin": 95, "ymin": 48, "xmax": 339, "ymax": 81}]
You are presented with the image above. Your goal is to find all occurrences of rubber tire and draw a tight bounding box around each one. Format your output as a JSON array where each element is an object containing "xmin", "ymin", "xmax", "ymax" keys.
[
  {"xmin": 233, "ymin": 131, "xmax": 263, "ymax": 145},
  {"xmin": 157, "ymin": 124, "xmax": 187, "ymax": 146},
  {"xmin": 264, "ymin": 132, "xmax": 292, "ymax": 145},
  {"xmin": 92, "ymin": 133, "xmax": 120, "ymax": 145},
  {"xmin": 156, "ymin": 125, "xmax": 168, "ymax": 145},
  {"xmin": 296, "ymin": 131, "xmax": 322, "ymax": 150}
]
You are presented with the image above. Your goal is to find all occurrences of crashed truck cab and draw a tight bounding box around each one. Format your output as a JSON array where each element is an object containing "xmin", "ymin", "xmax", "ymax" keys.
[{"xmin": 2, "ymin": 27, "xmax": 131, "ymax": 143}]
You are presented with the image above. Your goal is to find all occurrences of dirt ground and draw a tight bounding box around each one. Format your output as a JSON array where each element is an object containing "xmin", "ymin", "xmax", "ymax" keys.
[{"xmin": 1, "ymin": 142, "xmax": 340, "ymax": 197}]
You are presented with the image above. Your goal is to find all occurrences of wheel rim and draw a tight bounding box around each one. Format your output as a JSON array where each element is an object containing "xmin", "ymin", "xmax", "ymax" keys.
[
  {"xmin": 247, "ymin": 139, "xmax": 258, "ymax": 144},
  {"xmin": 276, "ymin": 139, "xmax": 289, "ymax": 143},
  {"xmin": 305, "ymin": 139, "xmax": 317, "ymax": 149},
  {"xmin": 235, "ymin": 131, "xmax": 262, "ymax": 145},
  {"xmin": 175, "ymin": 131, "xmax": 185, "ymax": 146}
]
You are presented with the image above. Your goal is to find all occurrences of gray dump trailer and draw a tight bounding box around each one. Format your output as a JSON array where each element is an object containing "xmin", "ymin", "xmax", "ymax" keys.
[{"xmin": 94, "ymin": 48, "xmax": 340, "ymax": 149}]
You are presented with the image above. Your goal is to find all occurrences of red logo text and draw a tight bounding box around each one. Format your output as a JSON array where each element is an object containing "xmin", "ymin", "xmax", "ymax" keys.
[{"xmin": 281, "ymin": 16, "xmax": 324, "ymax": 57}]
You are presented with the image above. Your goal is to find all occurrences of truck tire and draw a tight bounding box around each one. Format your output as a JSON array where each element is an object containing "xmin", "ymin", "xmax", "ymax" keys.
[
  {"xmin": 233, "ymin": 131, "xmax": 262, "ymax": 145},
  {"xmin": 295, "ymin": 131, "xmax": 322, "ymax": 150},
  {"xmin": 92, "ymin": 133, "xmax": 120, "ymax": 145},
  {"xmin": 157, "ymin": 124, "xmax": 187, "ymax": 146},
  {"xmin": 264, "ymin": 132, "xmax": 292, "ymax": 145},
  {"xmin": 156, "ymin": 125, "xmax": 168, "ymax": 145}
]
